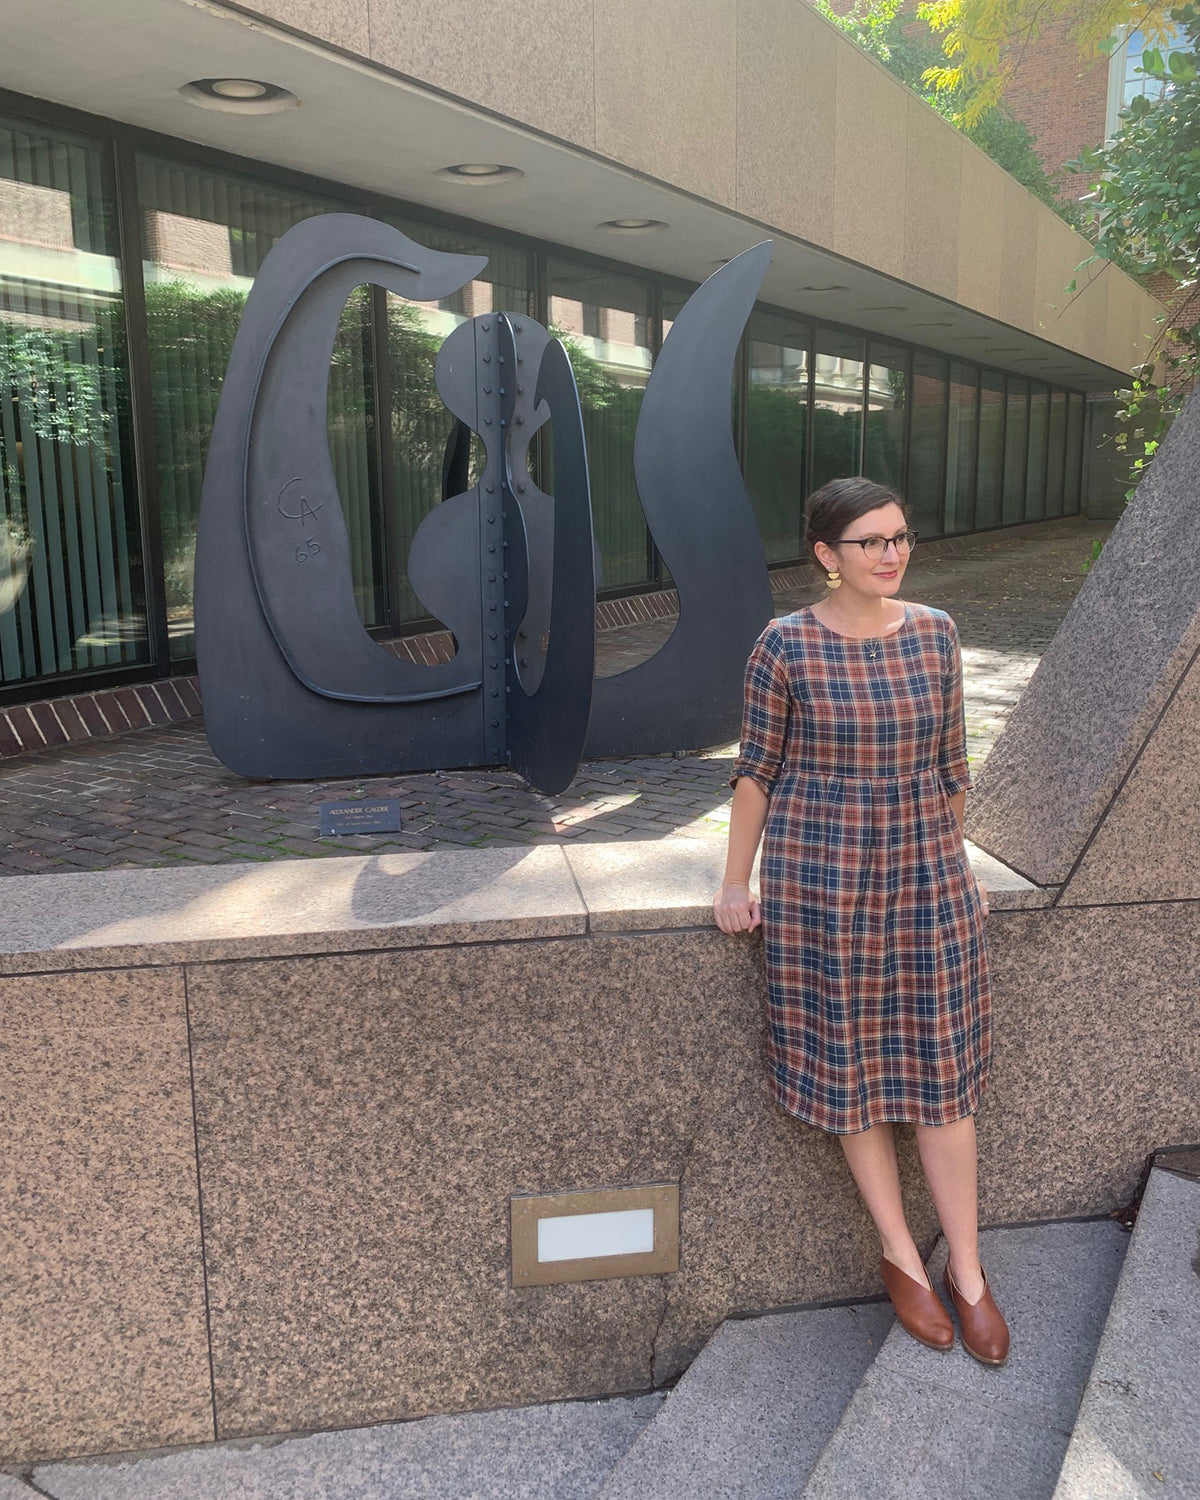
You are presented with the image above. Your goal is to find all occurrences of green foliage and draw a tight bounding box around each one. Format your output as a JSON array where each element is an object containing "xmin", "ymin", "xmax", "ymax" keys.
[
  {"xmin": 916, "ymin": 0, "xmax": 1180, "ymax": 121},
  {"xmin": 0, "ymin": 321, "xmax": 118, "ymax": 564},
  {"xmin": 550, "ymin": 326, "xmax": 622, "ymax": 411},
  {"xmin": 141, "ymin": 280, "xmax": 244, "ymax": 561},
  {"xmin": 813, "ymin": 0, "xmax": 1082, "ymax": 226},
  {"xmin": 0, "ymin": 324, "xmax": 111, "ymax": 448},
  {"xmin": 1070, "ymin": 4, "xmax": 1200, "ymax": 493}
]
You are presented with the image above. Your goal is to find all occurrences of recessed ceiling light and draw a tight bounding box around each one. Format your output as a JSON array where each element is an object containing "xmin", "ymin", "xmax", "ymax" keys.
[
  {"xmin": 798, "ymin": 284, "xmax": 849, "ymax": 293},
  {"xmin": 437, "ymin": 163, "xmax": 524, "ymax": 184},
  {"xmin": 597, "ymin": 218, "xmax": 668, "ymax": 233},
  {"xmin": 212, "ymin": 79, "xmax": 268, "ymax": 99},
  {"xmin": 181, "ymin": 78, "xmax": 298, "ymax": 113}
]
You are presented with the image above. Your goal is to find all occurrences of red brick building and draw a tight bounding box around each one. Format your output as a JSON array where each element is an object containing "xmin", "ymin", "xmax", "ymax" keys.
[
  {"xmin": 1002, "ymin": 22, "xmax": 1110, "ymax": 201},
  {"xmin": 1004, "ymin": 20, "xmax": 1183, "ymax": 201}
]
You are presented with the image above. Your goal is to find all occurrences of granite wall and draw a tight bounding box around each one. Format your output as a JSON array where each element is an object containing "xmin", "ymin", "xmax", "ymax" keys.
[
  {"xmin": 969, "ymin": 385, "xmax": 1200, "ymax": 889},
  {"xmin": 2, "ymin": 842, "xmax": 1197, "ymax": 1464}
]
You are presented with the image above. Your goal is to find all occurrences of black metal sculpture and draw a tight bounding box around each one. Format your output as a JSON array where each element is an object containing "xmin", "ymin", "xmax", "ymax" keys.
[{"xmin": 196, "ymin": 215, "xmax": 772, "ymax": 793}]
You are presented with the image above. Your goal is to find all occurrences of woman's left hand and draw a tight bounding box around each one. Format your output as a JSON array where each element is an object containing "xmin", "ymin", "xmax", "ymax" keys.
[{"xmin": 977, "ymin": 876, "xmax": 990, "ymax": 917}]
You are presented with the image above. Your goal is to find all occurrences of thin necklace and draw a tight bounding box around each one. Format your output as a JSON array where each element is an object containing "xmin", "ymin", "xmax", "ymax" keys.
[{"xmin": 818, "ymin": 608, "xmax": 889, "ymax": 654}]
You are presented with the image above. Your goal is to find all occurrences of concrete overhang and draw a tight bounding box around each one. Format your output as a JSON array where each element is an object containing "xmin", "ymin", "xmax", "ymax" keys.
[{"xmin": 0, "ymin": 0, "xmax": 1160, "ymax": 391}]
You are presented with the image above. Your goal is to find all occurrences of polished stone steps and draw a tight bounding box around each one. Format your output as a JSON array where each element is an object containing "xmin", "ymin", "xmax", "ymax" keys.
[
  {"xmin": 23, "ymin": 1395, "xmax": 666, "ymax": 1500},
  {"xmin": 1053, "ymin": 1161, "xmax": 1200, "ymax": 1499},
  {"xmin": 799, "ymin": 1219, "xmax": 1128, "ymax": 1500},
  {"xmin": 595, "ymin": 1302, "xmax": 893, "ymax": 1499}
]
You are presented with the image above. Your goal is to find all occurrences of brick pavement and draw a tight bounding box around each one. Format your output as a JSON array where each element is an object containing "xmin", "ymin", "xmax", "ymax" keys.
[{"xmin": 0, "ymin": 518, "xmax": 1111, "ymax": 876}]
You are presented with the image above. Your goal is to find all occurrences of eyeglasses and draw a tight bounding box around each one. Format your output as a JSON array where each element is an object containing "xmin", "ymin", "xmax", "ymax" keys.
[{"xmin": 835, "ymin": 530, "xmax": 918, "ymax": 561}]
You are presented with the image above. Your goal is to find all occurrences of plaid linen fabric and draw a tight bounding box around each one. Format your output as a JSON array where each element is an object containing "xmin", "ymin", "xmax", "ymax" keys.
[{"xmin": 731, "ymin": 604, "xmax": 990, "ymax": 1135}]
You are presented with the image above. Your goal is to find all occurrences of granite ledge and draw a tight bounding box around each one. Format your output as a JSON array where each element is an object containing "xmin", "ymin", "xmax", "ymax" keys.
[
  {"xmin": 565, "ymin": 836, "xmax": 1050, "ymax": 931},
  {"xmin": 0, "ymin": 847, "xmax": 586, "ymax": 975},
  {"xmin": 965, "ymin": 842, "xmax": 1053, "ymax": 911},
  {"xmin": 0, "ymin": 838, "xmax": 1050, "ymax": 973}
]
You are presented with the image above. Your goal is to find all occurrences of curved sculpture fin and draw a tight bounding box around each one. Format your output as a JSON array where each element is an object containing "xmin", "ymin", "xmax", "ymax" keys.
[
  {"xmin": 506, "ymin": 335, "xmax": 596, "ymax": 794},
  {"xmin": 197, "ymin": 214, "xmax": 491, "ymax": 777},
  {"xmin": 241, "ymin": 215, "xmax": 487, "ymax": 703},
  {"xmin": 585, "ymin": 242, "xmax": 775, "ymax": 756}
]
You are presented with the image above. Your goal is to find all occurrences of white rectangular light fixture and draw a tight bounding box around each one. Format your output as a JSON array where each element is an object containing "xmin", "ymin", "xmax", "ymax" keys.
[
  {"xmin": 510, "ymin": 1183, "xmax": 679, "ymax": 1287},
  {"xmin": 537, "ymin": 1207, "xmax": 655, "ymax": 1263}
]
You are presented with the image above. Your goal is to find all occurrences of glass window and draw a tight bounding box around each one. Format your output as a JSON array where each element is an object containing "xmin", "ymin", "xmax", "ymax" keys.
[
  {"xmin": 1003, "ymin": 377, "xmax": 1029, "ymax": 522},
  {"xmin": 0, "ymin": 118, "xmax": 147, "ymax": 689},
  {"xmin": 1064, "ymin": 392, "xmax": 1085, "ymax": 514},
  {"xmin": 811, "ymin": 329, "xmax": 864, "ymax": 494},
  {"xmin": 744, "ymin": 310, "xmax": 809, "ymax": 563},
  {"xmin": 383, "ymin": 215, "xmax": 531, "ymax": 622},
  {"xmin": 946, "ymin": 363, "xmax": 979, "ymax": 533},
  {"xmin": 1024, "ymin": 383, "xmax": 1050, "ymax": 520},
  {"xmin": 1045, "ymin": 389, "xmax": 1068, "ymax": 517},
  {"xmin": 976, "ymin": 370, "xmax": 1005, "ymax": 527},
  {"xmin": 1106, "ymin": 26, "xmax": 1184, "ymax": 135},
  {"xmin": 908, "ymin": 354, "xmax": 948, "ymax": 539},
  {"xmin": 548, "ymin": 257, "xmax": 654, "ymax": 590},
  {"xmin": 137, "ymin": 154, "xmax": 374, "ymax": 657},
  {"xmin": 660, "ymin": 280, "xmax": 693, "ymax": 346},
  {"xmin": 864, "ymin": 342, "xmax": 908, "ymax": 494}
]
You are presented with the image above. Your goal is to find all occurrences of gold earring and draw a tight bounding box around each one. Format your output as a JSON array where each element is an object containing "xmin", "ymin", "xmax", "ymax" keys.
[{"xmin": 826, "ymin": 569, "xmax": 841, "ymax": 590}]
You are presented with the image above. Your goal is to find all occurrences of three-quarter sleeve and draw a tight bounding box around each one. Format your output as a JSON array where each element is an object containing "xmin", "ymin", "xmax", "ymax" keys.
[
  {"xmin": 729, "ymin": 624, "xmax": 791, "ymax": 795},
  {"xmin": 937, "ymin": 616, "xmax": 972, "ymax": 795}
]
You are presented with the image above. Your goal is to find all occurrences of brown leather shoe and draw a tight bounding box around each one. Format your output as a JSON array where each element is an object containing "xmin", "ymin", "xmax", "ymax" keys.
[
  {"xmin": 880, "ymin": 1256, "xmax": 954, "ymax": 1350},
  {"xmin": 943, "ymin": 1262, "xmax": 1010, "ymax": 1366}
]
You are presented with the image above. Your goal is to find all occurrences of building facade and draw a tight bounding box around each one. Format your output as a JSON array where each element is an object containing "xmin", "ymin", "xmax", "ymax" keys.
[
  {"xmin": 1004, "ymin": 17, "xmax": 1186, "ymax": 198},
  {"xmin": 0, "ymin": 0, "xmax": 1163, "ymax": 708}
]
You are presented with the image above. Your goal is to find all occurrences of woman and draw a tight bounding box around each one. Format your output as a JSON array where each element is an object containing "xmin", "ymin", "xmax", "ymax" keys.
[{"xmin": 713, "ymin": 477, "xmax": 1008, "ymax": 1365}]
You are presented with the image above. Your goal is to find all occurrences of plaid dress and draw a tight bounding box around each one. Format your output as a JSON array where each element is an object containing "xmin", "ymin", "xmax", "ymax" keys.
[{"xmin": 731, "ymin": 604, "xmax": 990, "ymax": 1135}]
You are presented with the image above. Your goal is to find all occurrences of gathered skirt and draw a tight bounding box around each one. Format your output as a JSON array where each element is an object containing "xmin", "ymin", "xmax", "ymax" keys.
[{"xmin": 732, "ymin": 604, "xmax": 992, "ymax": 1135}]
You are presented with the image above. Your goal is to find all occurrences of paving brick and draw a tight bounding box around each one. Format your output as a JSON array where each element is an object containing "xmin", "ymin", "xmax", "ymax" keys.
[
  {"xmin": 52, "ymin": 698, "xmax": 91, "ymax": 742},
  {"xmin": 0, "ymin": 715, "xmax": 24, "ymax": 758},
  {"xmin": 6, "ymin": 704, "xmax": 45, "ymax": 750},
  {"xmin": 70, "ymin": 835, "xmax": 129, "ymax": 853},
  {"xmin": 113, "ymin": 687, "xmax": 151, "ymax": 728},
  {"xmin": 137, "ymin": 684, "xmax": 174, "ymax": 726},
  {"xmin": 119, "ymin": 833, "xmax": 179, "ymax": 853},
  {"xmin": 0, "ymin": 851, "xmax": 63, "ymax": 872},
  {"xmin": 75, "ymin": 692, "xmax": 108, "ymax": 734},
  {"xmin": 166, "ymin": 829, "xmax": 230, "ymax": 850},
  {"xmin": 159, "ymin": 846, "xmax": 233, "ymax": 864},
  {"xmin": 108, "ymin": 849, "xmax": 175, "ymax": 868},
  {"xmin": 174, "ymin": 677, "xmax": 202, "ymax": 715},
  {"xmin": 91, "ymin": 691, "xmax": 130, "ymax": 731}
]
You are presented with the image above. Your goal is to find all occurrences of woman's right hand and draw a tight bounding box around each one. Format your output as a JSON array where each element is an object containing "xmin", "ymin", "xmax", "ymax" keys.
[{"xmin": 713, "ymin": 880, "xmax": 762, "ymax": 934}]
